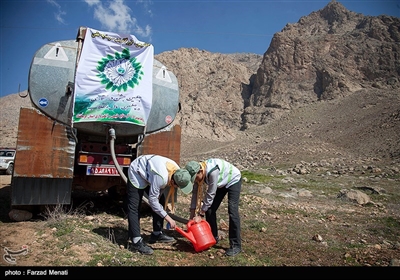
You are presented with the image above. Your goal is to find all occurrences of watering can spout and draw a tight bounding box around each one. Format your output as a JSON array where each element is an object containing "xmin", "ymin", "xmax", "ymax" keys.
[{"xmin": 175, "ymin": 226, "xmax": 196, "ymax": 245}]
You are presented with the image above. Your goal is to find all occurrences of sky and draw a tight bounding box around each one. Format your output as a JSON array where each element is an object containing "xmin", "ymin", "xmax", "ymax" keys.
[{"xmin": 0, "ymin": 0, "xmax": 399, "ymax": 98}]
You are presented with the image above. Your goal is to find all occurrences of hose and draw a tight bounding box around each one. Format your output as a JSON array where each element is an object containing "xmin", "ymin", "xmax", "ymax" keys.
[
  {"xmin": 108, "ymin": 127, "xmax": 188, "ymax": 224},
  {"xmin": 109, "ymin": 128, "xmax": 127, "ymax": 183}
]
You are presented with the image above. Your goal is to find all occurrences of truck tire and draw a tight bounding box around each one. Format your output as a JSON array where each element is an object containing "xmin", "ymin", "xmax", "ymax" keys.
[{"xmin": 6, "ymin": 163, "xmax": 13, "ymax": 175}]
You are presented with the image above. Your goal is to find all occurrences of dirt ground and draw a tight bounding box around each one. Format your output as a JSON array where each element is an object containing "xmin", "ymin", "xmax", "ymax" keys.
[{"xmin": 0, "ymin": 157, "xmax": 399, "ymax": 274}]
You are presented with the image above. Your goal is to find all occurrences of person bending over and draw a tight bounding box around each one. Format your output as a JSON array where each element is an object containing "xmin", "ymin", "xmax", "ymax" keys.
[
  {"xmin": 185, "ymin": 158, "xmax": 242, "ymax": 257},
  {"xmin": 127, "ymin": 154, "xmax": 193, "ymax": 255}
]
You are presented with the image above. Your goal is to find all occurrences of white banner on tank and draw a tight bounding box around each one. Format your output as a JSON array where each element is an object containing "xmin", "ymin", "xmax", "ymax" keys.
[{"xmin": 73, "ymin": 27, "xmax": 154, "ymax": 126}]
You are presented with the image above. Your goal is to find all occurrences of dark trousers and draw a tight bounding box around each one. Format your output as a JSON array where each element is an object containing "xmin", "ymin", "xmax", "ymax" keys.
[
  {"xmin": 126, "ymin": 180, "xmax": 165, "ymax": 241},
  {"xmin": 205, "ymin": 180, "xmax": 242, "ymax": 248}
]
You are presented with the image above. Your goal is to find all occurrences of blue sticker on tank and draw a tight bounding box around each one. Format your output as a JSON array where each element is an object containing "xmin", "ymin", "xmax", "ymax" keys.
[{"xmin": 38, "ymin": 98, "xmax": 49, "ymax": 107}]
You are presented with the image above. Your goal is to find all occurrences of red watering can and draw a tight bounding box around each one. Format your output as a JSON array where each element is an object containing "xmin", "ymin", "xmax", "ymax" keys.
[{"xmin": 175, "ymin": 220, "xmax": 217, "ymax": 252}]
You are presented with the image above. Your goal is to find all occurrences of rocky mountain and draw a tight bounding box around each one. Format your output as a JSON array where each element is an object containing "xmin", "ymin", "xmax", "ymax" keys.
[
  {"xmin": 244, "ymin": 0, "xmax": 400, "ymax": 126},
  {"xmin": 1, "ymin": 0, "xmax": 399, "ymax": 169},
  {"xmin": 156, "ymin": 1, "xmax": 400, "ymax": 136}
]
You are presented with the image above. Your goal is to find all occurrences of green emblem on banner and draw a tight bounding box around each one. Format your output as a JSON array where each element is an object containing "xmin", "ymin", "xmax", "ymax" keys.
[{"xmin": 97, "ymin": 48, "xmax": 144, "ymax": 92}]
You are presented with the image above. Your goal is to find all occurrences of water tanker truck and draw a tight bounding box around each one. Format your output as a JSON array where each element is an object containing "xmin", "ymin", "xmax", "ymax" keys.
[{"xmin": 10, "ymin": 27, "xmax": 185, "ymax": 222}]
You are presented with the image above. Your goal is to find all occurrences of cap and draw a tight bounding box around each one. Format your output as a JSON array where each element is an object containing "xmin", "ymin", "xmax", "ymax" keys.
[
  {"xmin": 185, "ymin": 161, "xmax": 201, "ymax": 183},
  {"xmin": 173, "ymin": 169, "xmax": 193, "ymax": 194}
]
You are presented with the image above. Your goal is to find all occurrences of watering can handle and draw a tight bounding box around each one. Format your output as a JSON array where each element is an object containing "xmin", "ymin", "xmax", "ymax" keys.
[
  {"xmin": 187, "ymin": 219, "xmax": 212, "ymax": 233},
  {"xmin": 187, "ymin": 219, "xmax": 211, "ymax": 230},
  {"xmin": 187, "ymin": 220, "xmax": 196, "ymax": 228}
]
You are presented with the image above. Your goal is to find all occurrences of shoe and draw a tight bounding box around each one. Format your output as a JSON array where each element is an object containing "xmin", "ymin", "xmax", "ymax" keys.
[
  {"xmin": 225, "ymin": 246, "xmax": 241, "ymax": 256},
  {"xmin": 128, "ymin": 239, "xmax": 154, "ymax": 255},
  {"xmin": 214, "ymin": 236, "xmax": 219, "ymax": 244},
  {"xmin": 148, "ymin": 231, "xmax": 175, "ymax": 244}
]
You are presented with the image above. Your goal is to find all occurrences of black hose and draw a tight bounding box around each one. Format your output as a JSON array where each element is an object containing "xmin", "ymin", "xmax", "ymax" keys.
[{"xmin": 168, "ymin": 213, "xmax": 189, "ymax": 224}]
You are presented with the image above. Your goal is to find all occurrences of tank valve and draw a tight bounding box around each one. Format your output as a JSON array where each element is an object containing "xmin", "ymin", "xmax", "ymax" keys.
[{"xmin": 109, "ymin": 127, "xmax": 116, "ymax": 139}]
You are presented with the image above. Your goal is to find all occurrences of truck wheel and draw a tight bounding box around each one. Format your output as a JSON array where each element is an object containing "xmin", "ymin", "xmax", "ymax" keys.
[{"xmin": 6, "ymin": 164, "xmax": 13, "ymax": 175}]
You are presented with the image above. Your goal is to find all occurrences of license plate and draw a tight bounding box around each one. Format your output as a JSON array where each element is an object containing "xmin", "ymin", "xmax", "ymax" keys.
[{"xmin": 86, "ymin": 166, "xmax": 120, "ymax": 176}]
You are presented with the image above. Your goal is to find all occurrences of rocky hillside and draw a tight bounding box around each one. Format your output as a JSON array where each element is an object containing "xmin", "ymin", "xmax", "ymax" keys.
[
  {"xmin": 1, "ymin": 1, "xmax": 399, "ymax": 169},
  {"xmin": 0, "ymin": 91, "xmax": 31, "ymax": 148},
  {"xmin": 156, "ymin": 49, "xmax": 261, "ymax": 141},
  {"xmin": 244, "ymin": 1, "xmax": 400, "ymax": 126}
]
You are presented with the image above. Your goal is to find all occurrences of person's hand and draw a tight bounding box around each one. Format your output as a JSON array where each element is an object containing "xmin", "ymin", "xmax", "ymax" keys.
[
  {"xmin": 168, "ymin": 220, "xmax": 176, "ymax": 229},
  {"xmin": 165, "ymin": 215, "xmax": 176, "ymax": 229},
  {"xmin": 193, "ymin": 216, "xmax": 202, "ymax": 223}
]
